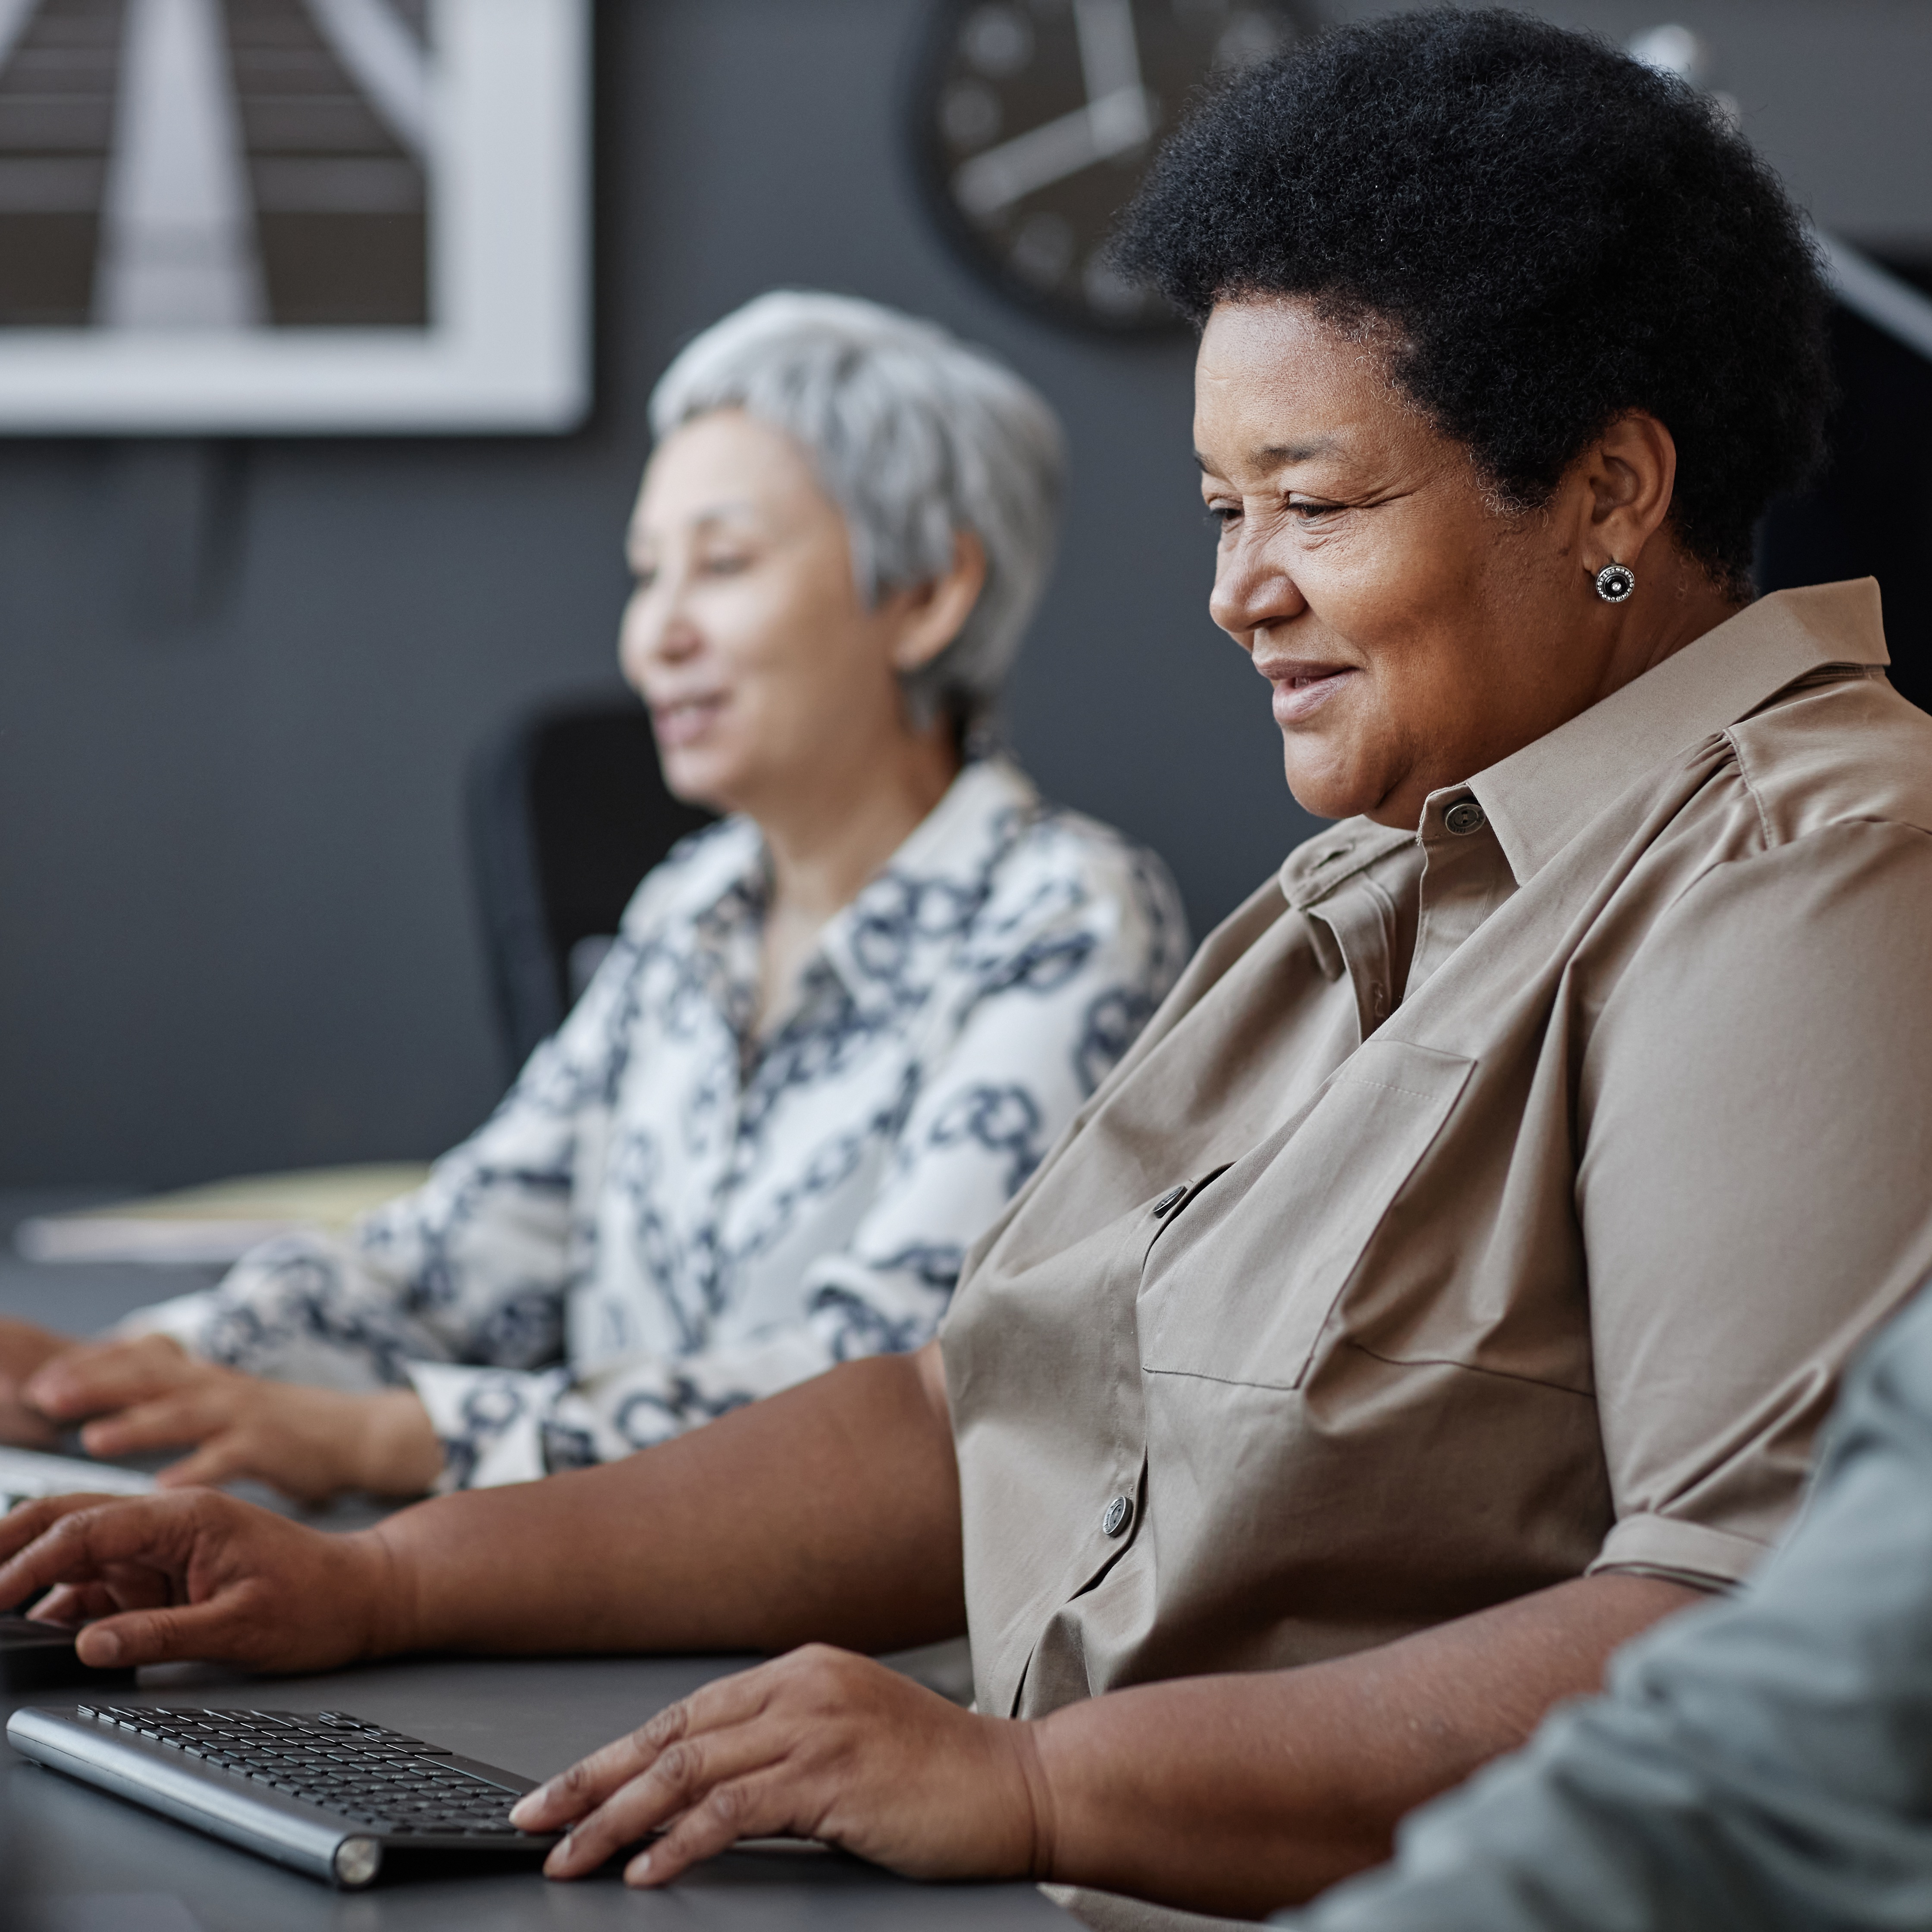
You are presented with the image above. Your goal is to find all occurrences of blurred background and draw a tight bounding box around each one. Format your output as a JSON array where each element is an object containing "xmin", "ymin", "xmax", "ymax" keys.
[{"xmin": 1, "ymin": 0, "xmax": 1926, "ymax": 1194}]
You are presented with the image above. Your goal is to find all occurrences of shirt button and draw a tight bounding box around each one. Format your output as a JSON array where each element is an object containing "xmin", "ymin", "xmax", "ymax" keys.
[
  {"xmin": 1152, "ymin": 1185, "xmax": 1186, "ymax": 1216},
  {"xmin": 1445, "ymin": 799, "xmax": 1487, "ymax": 836},
  {"xmin": 1101, "ymin": 1494, "xmax": 1134, "ymax": 1538}
]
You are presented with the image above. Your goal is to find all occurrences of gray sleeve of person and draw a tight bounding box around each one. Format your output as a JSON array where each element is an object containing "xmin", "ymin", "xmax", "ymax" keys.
[{"xmin": 1274, "ymin": 1279, "xmax": 1932, "ymax": 1932}]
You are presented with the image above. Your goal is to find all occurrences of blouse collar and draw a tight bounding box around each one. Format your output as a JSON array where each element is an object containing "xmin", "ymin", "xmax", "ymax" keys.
[{"xmin": 685, "ymin": 757, "xmax": 1043, "ymax": 1034}]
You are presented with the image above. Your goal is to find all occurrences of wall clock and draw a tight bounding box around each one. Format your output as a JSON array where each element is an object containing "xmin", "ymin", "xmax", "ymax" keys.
[{"xmin": 913, "ymin": 0, "xmax": 1319, "ymax": 333}]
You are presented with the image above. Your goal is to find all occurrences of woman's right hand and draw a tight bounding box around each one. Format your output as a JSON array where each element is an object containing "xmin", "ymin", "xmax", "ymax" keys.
[
  {"xmin": 0, "ymin": 1489, "xmax": 402, "ymax": 1674},
  {"xmin": 0, "ymin": 1318, "xmax": 74, "ymax": 1446}
]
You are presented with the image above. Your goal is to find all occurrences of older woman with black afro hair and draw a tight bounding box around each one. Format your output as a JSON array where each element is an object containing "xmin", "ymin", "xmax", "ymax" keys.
[{"xmin": 6, "ymin": 13, "xmax": 1931, "ymax": 1929}]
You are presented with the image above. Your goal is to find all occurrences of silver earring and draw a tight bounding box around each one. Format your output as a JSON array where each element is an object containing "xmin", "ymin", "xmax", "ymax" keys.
[{"xmin": 1594, "ymin": 562, "xmax": 1636, "ymax": 603}]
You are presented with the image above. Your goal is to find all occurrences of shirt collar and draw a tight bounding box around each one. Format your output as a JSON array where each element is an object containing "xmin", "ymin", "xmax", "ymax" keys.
[
  {"xmin": 684, "ymin": 758, "xmax": 1041, "ymax": 1038},
  {"xmin": 1465, "ymin": 579, "xmax": 1888, "ymax": 886},
  {"xmin": 685, "ymin": 825, "xmax": 771, "ymax": 1039},
  {"xmin": 807, "ymin": 756, "xmax": 1041, "ymax": 1019},
  {"xmin": 1279, "ymin": 822, "xmax": 1416, "ymax": 910}
]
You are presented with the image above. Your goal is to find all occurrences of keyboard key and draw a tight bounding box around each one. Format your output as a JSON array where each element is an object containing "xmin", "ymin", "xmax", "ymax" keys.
[{"xmin": 52, "ymin": 1703, "xmax": 554, "ymax": 1861}]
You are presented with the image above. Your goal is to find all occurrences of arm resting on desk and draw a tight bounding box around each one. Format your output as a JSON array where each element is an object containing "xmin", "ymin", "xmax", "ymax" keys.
[
  {"xmin": 0, "ymin": 1344, "xmax": 965, "ymax": 1672},
  {"xmin": 510, "ymin": 1572, "xmax": 1702, "ymax": 1913},
  {"xmin": 0, "ymin": 1337, "xmax": 1701, "ymax": 1916}
]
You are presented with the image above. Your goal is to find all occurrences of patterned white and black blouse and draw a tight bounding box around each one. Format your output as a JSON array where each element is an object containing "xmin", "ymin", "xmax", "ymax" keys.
[{"xmin": 128, "ymin": 758, "xmax": 1189, "ymax": 1488}]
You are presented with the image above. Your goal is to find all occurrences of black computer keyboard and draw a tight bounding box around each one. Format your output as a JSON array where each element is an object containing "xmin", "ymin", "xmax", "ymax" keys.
[{"xmin": 6, "ymin": 1703, "xmax": 560, "ymax": 1887}]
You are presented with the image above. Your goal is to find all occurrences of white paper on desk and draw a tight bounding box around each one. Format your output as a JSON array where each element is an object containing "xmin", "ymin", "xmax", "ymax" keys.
[
  {"xmin": 14, "ymin": 1216, "xmax": 310, "ymax": 1265},
  {"xmin": 13, "ymin": 1164, "xmax": 432, "ymax": 1265}
]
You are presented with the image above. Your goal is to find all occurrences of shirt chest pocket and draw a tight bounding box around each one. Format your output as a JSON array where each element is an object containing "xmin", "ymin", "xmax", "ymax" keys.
[{"xmin": 1137, "ymin": 1039, "xmax": 1474, "ymax": 1391}]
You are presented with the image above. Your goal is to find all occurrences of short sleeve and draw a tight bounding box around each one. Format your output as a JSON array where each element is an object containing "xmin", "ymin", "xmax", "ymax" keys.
[
  {"xmin": 1278, "ymin": 1287, "xmax": 1932, "ymax": 1932},
  {"xmin": 1578, "ymin": 821, "xmax": 1932, "ymax": 1586}
]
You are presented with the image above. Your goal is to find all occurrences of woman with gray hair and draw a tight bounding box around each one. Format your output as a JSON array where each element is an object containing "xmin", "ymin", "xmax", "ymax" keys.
[
  {"xmin": 653, "ymin": 290, "xmax": 1057, "ymax": 736},
  {"xmin": 0, "ymin": 292, "xmax": 1188, "ymax": 1501}
]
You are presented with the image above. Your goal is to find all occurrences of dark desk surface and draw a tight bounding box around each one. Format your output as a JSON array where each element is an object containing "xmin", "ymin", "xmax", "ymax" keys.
[
  {"xmin": 5, "ymin": 1653, "xmax": 1071, "ymax": 1932},
  {"xmin": 0, "ymin": 1194, "xmax": 1071, "ymax": 1932}
]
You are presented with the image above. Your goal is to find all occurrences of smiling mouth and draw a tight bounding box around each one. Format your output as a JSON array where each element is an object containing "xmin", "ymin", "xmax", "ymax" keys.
[
  {"xmin": 1270, "ymin": 665, "xmax": 1355, "ymax": 724},
  {"xmin": 651, "ymin": 694, "xmax": 726, "ymax": 747}
]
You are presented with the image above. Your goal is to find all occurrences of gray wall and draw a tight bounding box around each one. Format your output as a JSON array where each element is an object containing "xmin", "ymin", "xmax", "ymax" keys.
[
  {"xmin": 0, "ymin": 0, "xmax": 1316, "ymax": 1189},
  {"xmin": 4, "ymin": 0, "xmax": 1928, "ymax": 1191},
  {"xmin": 1340, "ymin": 0, "xmax": 1932, "ymax": 248}
]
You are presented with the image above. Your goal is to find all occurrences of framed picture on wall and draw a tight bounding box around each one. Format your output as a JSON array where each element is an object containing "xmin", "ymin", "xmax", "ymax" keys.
[{"xmin": 0, "ymin": 0, "xmax": 589, "ymax": 433}]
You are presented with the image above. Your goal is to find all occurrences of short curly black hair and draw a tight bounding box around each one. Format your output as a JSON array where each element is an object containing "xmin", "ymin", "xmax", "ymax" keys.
[{"xmin": 1113, "ymin": 8, "xmax": 1832, "ymax": 592}]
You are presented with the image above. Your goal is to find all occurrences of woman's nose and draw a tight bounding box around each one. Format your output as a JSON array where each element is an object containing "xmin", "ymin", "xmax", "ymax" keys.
[
  {"xmin": 1208, "ymin": 530, "xmax": 1306, "ymax": 645},
  {"xmin": 621, "ymin": 584, "xmax": 699, "ymax": 666},
  {"xmin": 652, "ymin": 618, "xmax": 700, "ymax": 661}
]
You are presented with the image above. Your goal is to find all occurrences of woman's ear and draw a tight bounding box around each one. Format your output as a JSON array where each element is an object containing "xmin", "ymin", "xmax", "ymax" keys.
[
  {"xmin": 1578, "ymin": 411, "xmax": 1678, "ymax": 569},
  {"xmin": 887, "ymin": 530, "xmax": 988, "ymax": 673}
]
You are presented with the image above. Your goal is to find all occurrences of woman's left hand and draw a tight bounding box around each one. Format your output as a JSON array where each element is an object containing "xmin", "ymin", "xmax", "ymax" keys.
[
  {"xmin": 510, "ymin": 1645, "xmax": 1053, "ymax": 1887},
  {"xmin": 25, "ymin": 1337, "xmax": 443, "ymax": 1505}
]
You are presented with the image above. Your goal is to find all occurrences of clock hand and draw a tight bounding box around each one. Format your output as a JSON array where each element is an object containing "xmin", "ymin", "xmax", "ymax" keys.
[
  {"xmin": 952, "ymin": 85, "xmax": 1153, "ymax": 217},
  {"xmin": 1073, "ymin": 0, "xmax": 1143, "ymax": 106},
  {"xmin": 951, "ymin": 0, "xmax": 1154, "ymax": 220}
]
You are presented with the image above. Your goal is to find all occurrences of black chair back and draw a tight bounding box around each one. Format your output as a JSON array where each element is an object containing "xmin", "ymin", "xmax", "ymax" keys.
[{"xmin": 468, "ymin": 696, "xmax": 715, "ymax": 1069}]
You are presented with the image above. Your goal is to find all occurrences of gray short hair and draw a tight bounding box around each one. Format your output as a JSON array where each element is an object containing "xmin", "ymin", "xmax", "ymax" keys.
[{"xmin": 648, "ymin": 291, "xmax": 1066, "ymax": 729}]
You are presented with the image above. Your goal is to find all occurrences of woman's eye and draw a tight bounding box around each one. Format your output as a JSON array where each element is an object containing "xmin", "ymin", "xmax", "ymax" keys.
[
  {"xmin": 700, "ymin": 553, "xmax": 752, "ymax": 576},
  {"xmin": 1207, "ymin": 505, "xmax": 1240, "ymax": 533},
  {"xmin": 631, "ymin": 567, "xmax": 657, "ymax": 593},
  {"xmin": 1289, "ymin": 499, "xmax": 1339, "ymax": 522}
]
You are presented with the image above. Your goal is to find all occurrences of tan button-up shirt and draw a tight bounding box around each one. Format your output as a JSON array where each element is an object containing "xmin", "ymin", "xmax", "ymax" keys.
[{"xmin": 943, "ymin": 582, "xmax": 1932, "ymax": 1925}]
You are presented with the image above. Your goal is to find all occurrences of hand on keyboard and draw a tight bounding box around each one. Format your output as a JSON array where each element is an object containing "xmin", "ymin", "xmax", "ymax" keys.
[
  {"xmin": 510, "ymin": 1643, "xmax": 1042, "ymax": 1889},
  {"xmin": 0, "ymin": 1487, "xmax": 395, "ymax": 1674},
  {"xmin": 0, "ymin": 1317, "xmax": 69, "ymax": 1450},
  {"xmin": 26, "ymin": 1336, "xmax": 443, "ymax": 1507}
]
